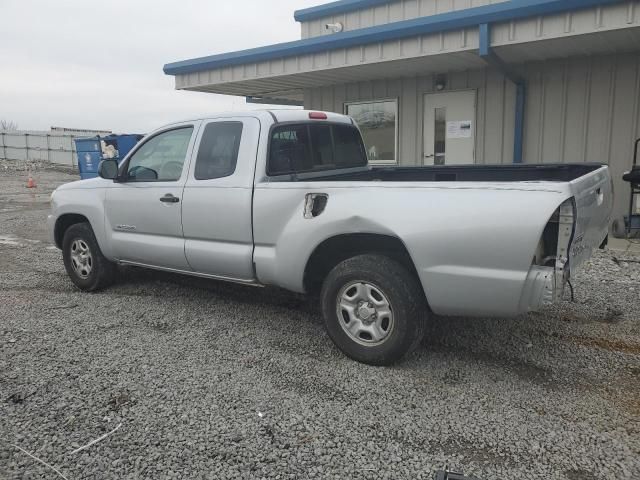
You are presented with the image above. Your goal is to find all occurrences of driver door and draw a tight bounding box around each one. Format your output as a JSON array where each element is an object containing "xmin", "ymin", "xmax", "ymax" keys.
[{"xmin": 104, "ymin": 122, "xmax": 200, "ymax": 270}]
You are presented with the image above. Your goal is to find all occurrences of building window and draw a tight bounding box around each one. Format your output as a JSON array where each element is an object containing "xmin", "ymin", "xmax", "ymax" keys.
[{"xmin": 345, "ymin": 100, "xmax": 398, "ymax": 164}]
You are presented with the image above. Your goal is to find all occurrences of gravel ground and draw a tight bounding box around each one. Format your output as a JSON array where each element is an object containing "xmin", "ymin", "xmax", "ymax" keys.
[{"xmin": 0, "ymin": 165, "xmax": 639, "ymax": 480}]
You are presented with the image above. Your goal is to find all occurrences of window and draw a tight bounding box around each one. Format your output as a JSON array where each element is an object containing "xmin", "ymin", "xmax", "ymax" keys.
[
  {"xmin": 268, "ymin": 124, "xmax": 367, "ymax": 176},
  {"xmin": 194, "ymin": 122, "xmax": 243, "ymax": 180},
  {"xmin": 345, "ymin": 100, "xmax": 397, "ymax": 164},
  {"xmin": 126, "ymin": 127, "xmax": 193, "ymax": 182},
  {"xmin": 310, "ymin": 125, "xmax": 334, "ymax": 167},
  {"xmin": 434, "ymin": 107, "xmax": 447, "ymax": 166},
  {"xmin": 270, "ymin": 125, "xmax": 312, "ymax": 174}
]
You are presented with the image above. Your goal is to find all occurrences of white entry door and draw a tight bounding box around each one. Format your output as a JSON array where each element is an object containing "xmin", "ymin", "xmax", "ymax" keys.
[{"xmin": 423, "ymin": 90, "xmax": 476, "ymax": 165}]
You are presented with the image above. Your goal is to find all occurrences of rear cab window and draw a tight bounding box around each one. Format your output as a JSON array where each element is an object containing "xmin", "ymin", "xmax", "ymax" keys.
[{"xmin": 268, "ymin": 123, "xmax": 367, "ymax": 176}]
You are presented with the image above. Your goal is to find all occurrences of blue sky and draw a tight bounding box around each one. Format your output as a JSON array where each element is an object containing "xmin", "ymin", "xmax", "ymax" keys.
[{"xmin": 0, "ymin": 0, "xmax": 322, "ymax": 133}]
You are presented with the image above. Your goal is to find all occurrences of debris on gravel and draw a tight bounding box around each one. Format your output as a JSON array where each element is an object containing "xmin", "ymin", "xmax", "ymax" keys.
[{"xmin": 1, "ymin": 168, "xmax": 639, "ymax": 480}]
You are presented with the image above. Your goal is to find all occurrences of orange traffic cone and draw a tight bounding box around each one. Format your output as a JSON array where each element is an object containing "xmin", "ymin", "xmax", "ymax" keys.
[{"xmin": 26, "ymin": 174, "xmax": 36, "ymax": 189}]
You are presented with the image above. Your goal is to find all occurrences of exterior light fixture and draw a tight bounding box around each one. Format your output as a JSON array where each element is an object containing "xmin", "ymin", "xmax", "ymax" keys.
[{"xmin": 435, "ymin": 74, "xmax": 448, "ymax": 91}]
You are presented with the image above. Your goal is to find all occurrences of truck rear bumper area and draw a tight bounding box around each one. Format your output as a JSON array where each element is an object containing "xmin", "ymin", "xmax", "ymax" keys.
[{"xmin": 518, "ymin": 265, "xmax": 562, "ymax": 313}]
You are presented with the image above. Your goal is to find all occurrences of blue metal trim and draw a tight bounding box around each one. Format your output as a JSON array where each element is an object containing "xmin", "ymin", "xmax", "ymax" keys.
[
  {"xmin": 164, "ymin": 0, "xmax": 623, "ymax": 76},
  {"xmin": 295, "ymin": 0, "xmax": 391, "ymax": 23},
  {"xmin": 513, "ymin": 83, "xmax": 526, "ymax": 164},
  {"xmin": 478, "ymin": 23, "xmax": 522, "ymax": 83},
  {"xmin": 478, "ymin": 23, "xmax": 490, "ymax": 57},
  {"xmin": 478, "ymin": 22, "xmax": 526, "ymax": 163}
]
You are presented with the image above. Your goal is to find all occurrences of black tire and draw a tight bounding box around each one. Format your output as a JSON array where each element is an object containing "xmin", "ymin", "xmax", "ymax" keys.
[
  {"xmin": 62, "ymin": 222, "xmax": 116, "ymax": 292},
  {"xmin": 612, "ymin": 218, "xmax": 627, "ymax": 239},
  {"xmin": 320, "ymin": 254, "xmax": 427, "ymax": 366}
]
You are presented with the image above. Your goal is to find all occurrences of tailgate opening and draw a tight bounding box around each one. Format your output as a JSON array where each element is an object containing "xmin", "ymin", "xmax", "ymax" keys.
[{"xmin": 520, "ymin": 199, "xmax": 576, "ymax": 312}]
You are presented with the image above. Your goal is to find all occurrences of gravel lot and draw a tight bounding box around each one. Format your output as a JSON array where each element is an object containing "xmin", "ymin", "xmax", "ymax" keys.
[{"xmin": 1, "ymin": 164, "xmax": 639, "ymax": 480}]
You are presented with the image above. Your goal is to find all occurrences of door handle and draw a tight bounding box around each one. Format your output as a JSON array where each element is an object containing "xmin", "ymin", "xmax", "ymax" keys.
[
  {"xmin": 160, "ymin": 194, "xmax": 180, "ymax": 203},
  {"xmin": 424, "ymin": 154, "xmax": 435, "ymax": 158}
]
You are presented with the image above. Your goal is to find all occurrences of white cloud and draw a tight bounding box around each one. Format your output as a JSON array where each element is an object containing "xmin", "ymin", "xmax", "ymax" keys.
[{"xmin": 0, "ymin": 0, "xmax": 323, "ymax": 132}]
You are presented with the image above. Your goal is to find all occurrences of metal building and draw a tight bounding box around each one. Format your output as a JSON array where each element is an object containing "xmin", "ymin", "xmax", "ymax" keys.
[{"xmin": 164, "ymin": 0, "xmax": 640, "ymax": 221}]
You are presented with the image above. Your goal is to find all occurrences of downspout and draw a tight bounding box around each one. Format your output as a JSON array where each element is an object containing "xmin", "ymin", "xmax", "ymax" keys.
[
  {"xmin": 478, "ymin": 23, "xmax": 526, "ymax": 164},
  {"xmin": 513, "ymin": 83, "xmax": 526, "ymax": 164}
]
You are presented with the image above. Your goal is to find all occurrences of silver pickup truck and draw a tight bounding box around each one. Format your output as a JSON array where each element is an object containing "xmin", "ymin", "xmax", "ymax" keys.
[{"xmin": 48, "ymin": 110, "xmax": 613, "ymax": 365}]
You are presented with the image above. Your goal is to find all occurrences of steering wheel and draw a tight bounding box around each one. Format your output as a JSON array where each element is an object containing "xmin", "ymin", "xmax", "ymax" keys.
[
  {"xmin": 159, "ymin": 161, "xmax": 184, "ymax": 181},
  {"xmin": 128, "ymin": 165, "xmax": 158, "ymax": 181}
]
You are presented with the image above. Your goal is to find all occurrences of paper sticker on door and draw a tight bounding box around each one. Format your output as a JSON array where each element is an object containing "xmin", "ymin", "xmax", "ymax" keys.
[{"xmin": 446, "ymin": 121, "xmax": 473, "ymax": 139}]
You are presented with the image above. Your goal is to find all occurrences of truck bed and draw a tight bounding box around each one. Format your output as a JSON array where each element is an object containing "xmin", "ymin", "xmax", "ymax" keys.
[{"xmin": 312, "ymin": 163, "xmax": 603, "ymax": 183}]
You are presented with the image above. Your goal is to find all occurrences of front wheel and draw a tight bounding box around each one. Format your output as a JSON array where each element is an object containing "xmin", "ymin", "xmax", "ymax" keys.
[
  {"xmin": 62, "ymin": 222, "xmax": 116, "ymax": 292},
  {"xmin": 320, "ymin": 254, "xmax": 427, "ymax": 366}
]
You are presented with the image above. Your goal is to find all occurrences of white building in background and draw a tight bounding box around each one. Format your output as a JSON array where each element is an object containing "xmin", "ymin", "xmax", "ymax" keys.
[{"xmin": 164, "ymin": 0, "xmax": 640, "ymax": 222}]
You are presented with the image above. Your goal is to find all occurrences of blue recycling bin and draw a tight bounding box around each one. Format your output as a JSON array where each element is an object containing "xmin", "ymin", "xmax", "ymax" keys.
[
  {"xmin": 75, "ymin": 134, "xmax": 143, "ymax": 180},
  {"xmin": 112, "ymin": 135, "xmax": 142, "ymax": 159},
  {"xmin": 75, "ymin": 138, "xmax": 102, "ymax": 180}
]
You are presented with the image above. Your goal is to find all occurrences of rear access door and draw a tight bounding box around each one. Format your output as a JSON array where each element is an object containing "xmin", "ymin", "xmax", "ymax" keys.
[
  {"xmin": 423, "ymin": 90, "xmax": 476, "ymax": 166},
  {"xmin": 181, "ymin": 117, "xmax": 260, "ymax": 281}
]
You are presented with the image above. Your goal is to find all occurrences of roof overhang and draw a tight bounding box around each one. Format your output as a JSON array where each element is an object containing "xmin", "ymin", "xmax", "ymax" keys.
[{"xmin": 165, "ymin": 0, "xmax": 638, "ymax": 101}]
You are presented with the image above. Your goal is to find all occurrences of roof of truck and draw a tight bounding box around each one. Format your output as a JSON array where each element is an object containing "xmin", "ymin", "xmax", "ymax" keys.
[{"xmin": 162, "ymin": 109, "xmax": 353, "ymax": 128}]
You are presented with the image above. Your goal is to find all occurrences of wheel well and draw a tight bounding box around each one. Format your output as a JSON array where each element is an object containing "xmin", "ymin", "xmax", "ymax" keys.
[
  {"xmin": 54, "ymin": 214, "xmax": 90, "ymax": 248},
  {"xmin": 303, "ymin": 233, "xmax": 421, "ymax": 294}
]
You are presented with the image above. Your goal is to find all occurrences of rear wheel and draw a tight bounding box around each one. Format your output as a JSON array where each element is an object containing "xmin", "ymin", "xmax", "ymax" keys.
[
  {"xmin": 320, "ymin": 254, "xmax": 427, "ymax": 366},
  {"xmin": 612, "ymin": 218, "xmax": 627, "ymax": 239},
  {"xmin": 62, "ymin": 222, "xmax": 116, "ymax": 291}
]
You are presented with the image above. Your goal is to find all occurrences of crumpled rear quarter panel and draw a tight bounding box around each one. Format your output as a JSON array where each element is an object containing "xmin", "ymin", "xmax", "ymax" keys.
[{"xmin": 253, "ymin": 182, "xmax": 569, "ymax": 317}]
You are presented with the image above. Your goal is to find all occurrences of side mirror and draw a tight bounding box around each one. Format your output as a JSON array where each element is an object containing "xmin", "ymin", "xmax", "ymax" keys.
[{"xmin": 98, "ymin": 159, "xmax": 119, "ymax": 180}]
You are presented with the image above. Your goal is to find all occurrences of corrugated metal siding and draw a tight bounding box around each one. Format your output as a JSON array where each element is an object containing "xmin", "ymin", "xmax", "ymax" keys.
[
  {"xmin": 522, "ymin": 53, "xmax": 640, "ymax": 221},
  {"xmin": 304, "ymin": 52, "xmax": 640, "ymax": 220},
  {"xmin": 175, "ymin": 28, "xmax": 482, "ymax": 95},
  {"xmin": 303, "ymin": 67, "xmax": 515, "ymax": 166},
  {"xmin": 491, "ymin": 2, "xmax": 640, "ymax": 62},
  {"xmin": 301, "ymin": 0, "xmax": 510, "ymax": 38}
]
